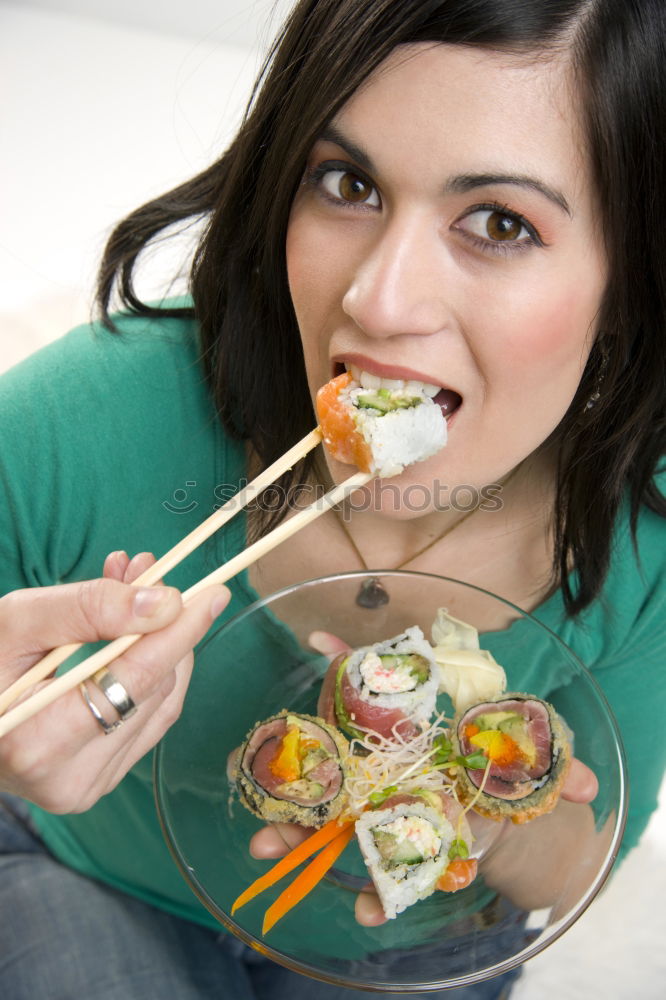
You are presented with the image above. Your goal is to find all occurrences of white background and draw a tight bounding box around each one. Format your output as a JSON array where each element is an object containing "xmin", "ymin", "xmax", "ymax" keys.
[{"xmin": 1, "ymin": 3, "xmax": 665, "ymax": 996}]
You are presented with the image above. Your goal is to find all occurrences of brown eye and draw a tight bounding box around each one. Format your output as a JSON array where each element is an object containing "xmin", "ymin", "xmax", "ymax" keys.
[
  {"xmin": 485, "ymin": 211, "xmax": 523, "ymax": 241},
  {"xmin": 339, "ymin": 173, "xmax": 372, "ymax": 202},
  {"xmin": 320, "ymin": 169, "xmax": 381, "ymax": 207},
  {"xmin": 454, "ymin": 207, "xmax": 535, "ymax": 250}
]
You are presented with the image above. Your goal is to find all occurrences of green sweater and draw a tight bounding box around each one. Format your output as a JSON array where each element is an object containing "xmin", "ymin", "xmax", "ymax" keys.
[{"xmin": 1, "ymin": 310, "xmax": 664, "ymax": 932}]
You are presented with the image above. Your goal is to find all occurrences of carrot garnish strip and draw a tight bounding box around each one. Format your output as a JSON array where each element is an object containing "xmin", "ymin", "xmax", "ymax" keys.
[
  {"xmin": 231, "ymin": 818, "xmax": 354, "ymax": 915},
  {"xmin": 262, "ymin": 824, "xmax": 356, "ymax": 934}
]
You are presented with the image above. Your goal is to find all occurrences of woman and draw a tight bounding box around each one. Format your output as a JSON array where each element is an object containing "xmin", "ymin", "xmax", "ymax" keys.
[{"xmin": 1, "ymin": 1, "xmax": 664, "ymax": 997}]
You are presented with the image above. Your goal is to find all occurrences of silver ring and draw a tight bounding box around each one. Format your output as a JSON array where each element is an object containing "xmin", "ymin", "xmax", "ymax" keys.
[
  {"xmin": 92, "ymin": 668, "xmax": 137, "ymax": 722},
  {"xmin": 80, "ymin": 682, "xmax": 123, "ymax": 735}
]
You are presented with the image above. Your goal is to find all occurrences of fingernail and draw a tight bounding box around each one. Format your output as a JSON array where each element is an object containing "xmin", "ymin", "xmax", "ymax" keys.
[
  {"xmin": 133, "ymin": 587, "xmax": 168, "ymax": 617},
  {"xmin": 210, "ymin": 590, "xmax": 229, "ymax": 620}
]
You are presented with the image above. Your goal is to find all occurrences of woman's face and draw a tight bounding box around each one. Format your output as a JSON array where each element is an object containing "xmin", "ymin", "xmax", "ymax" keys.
[{"xmin": 286, "ymin": 43, "xmax": 607, "ymax": 510}]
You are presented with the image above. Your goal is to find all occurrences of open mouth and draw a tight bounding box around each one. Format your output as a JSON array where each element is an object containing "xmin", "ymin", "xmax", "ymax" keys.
[{"xmin": 332, "ymin": 362, "xmax": 462, "ymax": 419}]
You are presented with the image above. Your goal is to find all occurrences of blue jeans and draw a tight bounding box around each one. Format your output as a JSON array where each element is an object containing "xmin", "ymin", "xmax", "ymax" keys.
[{"xmin": 0, "ymin": 795, "xmax": 520, "ymax": 999}]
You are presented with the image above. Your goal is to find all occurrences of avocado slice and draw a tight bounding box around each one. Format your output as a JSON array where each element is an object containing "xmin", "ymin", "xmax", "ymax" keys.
[
  {"xmin": 356, "ymin": 390, "xmax": 422, "ymax": 414},
  {"xmin": 410, "ymin": 788, "xmax": 443, "ymax": 812},
  {"xmin": 276, "ymin": 778, "xmax": 325, "ymax": 800},
  {"xmin": 301, "ymin": 748, "xmax": 329, "ymax": 774},
  {"xmin": 379, "ymin": 653, "xmax": 431, "ymax": 685},
  {"xmin": 472, "ymin": 710, "xmax": 523, "ymax": 731},
  {"xmin": 356, "ymin": 391, "xmax": 394, "ymax": 413},
  {"xmin": 334, "ymin": 655, "xmax": 365, "ymax": 740}
]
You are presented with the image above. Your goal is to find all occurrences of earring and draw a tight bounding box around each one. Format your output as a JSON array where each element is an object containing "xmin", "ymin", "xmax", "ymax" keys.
[{"xmin": 583, "ymin": 340, "xmax": 609, "ymax": 412}]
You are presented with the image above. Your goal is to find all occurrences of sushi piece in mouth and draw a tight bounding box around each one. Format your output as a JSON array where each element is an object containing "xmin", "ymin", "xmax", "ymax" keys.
[
  {"xmin": 317, "ymin": 626, "xmax": 439, "ymax": 741},
  {"xmin": 316, "ymin": 367, "xmax": 452, "ymax": 478},
  {"xmin": 452, "ymin": 694, "xmax": 572, "ymax": 824},
  {"xmin": 336, "ymin": 362, "xmax": 463, "ymax": 419},
  {"xmin": 233, "ymin": 711, "xmax": 349, "ymax": 828}
]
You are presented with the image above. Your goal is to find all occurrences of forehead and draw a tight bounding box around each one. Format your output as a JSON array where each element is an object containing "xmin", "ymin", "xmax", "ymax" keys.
[{"xmin": 332, "ymin": 43, "xmax": 590, "ymax": 202}]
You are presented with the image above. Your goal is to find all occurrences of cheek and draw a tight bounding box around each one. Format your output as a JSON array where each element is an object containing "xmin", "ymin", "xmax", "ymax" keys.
[
  {"xmin": 285, "ymin": 218, "xmax": 310, "ymax": 315},
  {"xmin": 286, "ymin": 212, "xmax": 339, "ymax": 312},
  {"xmin": 286, "ymin": 213, "xmax": 347, "ymax": 391},
  {"xmin": 483, "ymin": 279, "xmax": 600, "ymax": 396},
  {"xmin": 285, "ymin": 218, "xmax": 322, "ymax": 371}
]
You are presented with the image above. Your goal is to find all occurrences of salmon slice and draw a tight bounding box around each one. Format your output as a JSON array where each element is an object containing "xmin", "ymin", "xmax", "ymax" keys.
[{"xmin": 316, "ymin": 372, "xmax": 374, "ymax": 473}]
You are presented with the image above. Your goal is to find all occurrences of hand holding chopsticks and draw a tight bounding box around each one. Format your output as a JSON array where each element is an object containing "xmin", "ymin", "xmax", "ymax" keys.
[
  {"xmin": 0, "ymin": 427, "xmax": 323, "ymax": 717},
  {"xmin": 0, "ymin": 429, "xmax": 371, "ymax": 738}
]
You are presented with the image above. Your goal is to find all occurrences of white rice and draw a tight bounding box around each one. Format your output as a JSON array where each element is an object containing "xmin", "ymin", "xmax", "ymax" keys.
[
  {"xmin": 356, "ymin": 802, "xmax": 454, "ymax": 918},
  {"xmin": 342, "ymin": 385, "xmax": 447, "ymax": 478}
]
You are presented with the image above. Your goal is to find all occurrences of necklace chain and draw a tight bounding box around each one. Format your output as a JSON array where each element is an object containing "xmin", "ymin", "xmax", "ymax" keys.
[
  {"xmin": 334, "ymin": 501, "xmax": 481, "ymax": 574},
  {"xmin": 333, "ymin": 467, "xmax": 520, "ymax": 607}
]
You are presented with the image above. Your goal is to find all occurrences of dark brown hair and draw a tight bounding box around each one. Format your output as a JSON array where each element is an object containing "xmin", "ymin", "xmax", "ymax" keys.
[{"xmin": 97, "ymin": 0, "xmax": 666, "ymax": 615}]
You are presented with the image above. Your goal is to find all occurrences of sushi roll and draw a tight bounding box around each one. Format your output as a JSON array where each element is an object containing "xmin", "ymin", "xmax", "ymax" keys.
[
  {"xmin": 233, "ymin": 711, "xmax": 349, "ymax": 828},
  {"xmin": 452, "ymin": 694, "xmax": 572, "ymax": 824},
  {"xmin": 316, "ymin": 371, "xmax": 447, "ymax": 478},
  {"xmin": 317, "ymin": 627, "xmax": 439, "ymax": 741},
  {"xmin": 355, "ymin": 792, "xmax": 457, "ymax": 918}
]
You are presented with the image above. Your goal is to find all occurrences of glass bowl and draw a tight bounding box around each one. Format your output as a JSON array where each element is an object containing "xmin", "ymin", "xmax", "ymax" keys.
[{"xmin": 154, "ymin": 571, "xmax": 627, "ymax": 992}]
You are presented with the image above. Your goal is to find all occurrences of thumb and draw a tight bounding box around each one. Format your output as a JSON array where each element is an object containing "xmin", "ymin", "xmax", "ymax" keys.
[
  {"xmin": 0, "ymin": 578, "xmax": 184, "ymax": 660},
  {"xmin": 561, "ymin": 757, "xmax": 599, "ymax": 803},
  {"xmin": 308, "ymin": 630, "xmax": 351, "ymax": 658}
]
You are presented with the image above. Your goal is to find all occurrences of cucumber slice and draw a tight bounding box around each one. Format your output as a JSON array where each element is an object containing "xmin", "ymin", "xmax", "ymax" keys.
[{"xmin": 373, "ymin": 830, "xmax": 424, "ymax": 867}]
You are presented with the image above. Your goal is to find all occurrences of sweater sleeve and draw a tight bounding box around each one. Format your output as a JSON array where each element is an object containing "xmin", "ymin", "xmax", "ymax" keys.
[{"xmin": 0, "ymin": 312, "xmax": 224, "ymax": 601}]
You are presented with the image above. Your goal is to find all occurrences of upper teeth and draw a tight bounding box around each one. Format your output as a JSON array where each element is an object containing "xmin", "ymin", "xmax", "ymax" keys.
[{"xmin": 349, "ymin": 365, "xmax": 440, "ymax": 397}]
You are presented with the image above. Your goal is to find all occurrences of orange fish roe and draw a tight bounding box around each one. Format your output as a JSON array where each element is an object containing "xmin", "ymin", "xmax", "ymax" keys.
[
  {"xmin": 464, "ymin": 723, "xmax": 480, "ymax": 740},
  {"xmin": 469, "ymin": 729, "xmax": 526, "ymax": 767},
  {"xmin": 316, "ymin": 372, "xmax": 373, "ymax": 473}
]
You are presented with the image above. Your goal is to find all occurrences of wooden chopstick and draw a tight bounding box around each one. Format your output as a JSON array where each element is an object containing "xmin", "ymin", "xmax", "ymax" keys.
[
  {"xmin": 0, "ymin": 427, "xmax": 323, "ymax": 716},
  {"xmin": 0, "ymin": 468, "xmax": 371, "ymax": 738}
]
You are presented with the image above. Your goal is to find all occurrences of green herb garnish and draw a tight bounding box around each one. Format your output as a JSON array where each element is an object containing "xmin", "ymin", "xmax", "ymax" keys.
[
  {"xmin": 431, "ymin": 734, "xmax": 453, "ymax": 764},
  {"xmin": 457, "ymin": 751, "xmax": 489, "ymax": 769},
  {"xmin": 368, "ymin": 785, "xmax": 398, "ymax": 807},
  {"xmin": 448, "ymin": 838, "xmax": 470, "ymax": 861}
]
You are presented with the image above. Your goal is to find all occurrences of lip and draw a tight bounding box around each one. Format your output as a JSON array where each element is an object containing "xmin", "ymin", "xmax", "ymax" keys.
[{"xmin": 331, "ymin": 352, "xmax": 461, "ymax": 395}]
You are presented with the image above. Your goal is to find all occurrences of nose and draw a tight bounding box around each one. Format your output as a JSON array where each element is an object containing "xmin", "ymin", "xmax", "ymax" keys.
[{"xmin": 342, "ymin": 210, "xmax": 451, "ymax": 339}]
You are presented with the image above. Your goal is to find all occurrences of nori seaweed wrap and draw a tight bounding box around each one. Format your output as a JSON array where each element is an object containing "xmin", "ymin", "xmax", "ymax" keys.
[
  {"xmin": 452, "ymin": 693, "xmax": 572, "ymax": 823},
  {"xmin": 233, "ymin": 711, "xmax": 349, "ymax": 828}
]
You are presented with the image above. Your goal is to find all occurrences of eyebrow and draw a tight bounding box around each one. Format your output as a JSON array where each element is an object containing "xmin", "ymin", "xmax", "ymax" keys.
[
  {"xmin": 445, "ymin": 173, "xmax": 572, "ymax": 217},
  {"xmin": 319, "ymin": 125, "xmax": 375, "ymax": 173},
  {"xmin": 318, "ymin": 125, "xmax": 572, "ymax": 217}
]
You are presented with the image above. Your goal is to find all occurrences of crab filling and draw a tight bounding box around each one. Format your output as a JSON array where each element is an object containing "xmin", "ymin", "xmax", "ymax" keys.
[{"xmin": 359, "ymin": 652, "xmax": 431, "ymax": 694}]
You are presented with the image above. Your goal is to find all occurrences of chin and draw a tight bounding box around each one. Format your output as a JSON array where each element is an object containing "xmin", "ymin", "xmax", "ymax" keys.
[{"xmin": 329, "ymin": 458, "xmax": 449, "ymax": 520}]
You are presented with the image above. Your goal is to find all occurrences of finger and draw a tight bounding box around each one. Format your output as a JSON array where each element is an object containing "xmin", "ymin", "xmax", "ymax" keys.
[
  {"xmin": 249, "ymin": 823, "xmax": 312, "ymax": 859},
  {"xmin": 561, "ymin": 757, "xmax": 599, "ymax": 803},
  {"xmin": 0, "ymin": 588, "xmax": 231, "ymax": 794},
  {"xmin": 103, "ymin": 551, "xmax": 130, "ymax": 581},
  {"xmin": 0, "ymin": 578, "xmax": 185, "ymax": 659},
  {"xmin": 7, "ymin": 649, "xmax": 194, "ymax": 814},
  {"xmin": 95, "ymin": 585, "xmax": 230, "ymax": 705},
  {"xmin": 355, "ymin": 886, "xmax": 387, "ymax": 926},
  {"xmin": 123, "ymin": 552, "xmax": 157, "ymax": 585},
  {"xmin": 74, "ymin": 651, "xmax": 198, "ymax": 808},
  {"xmin": 308, "ymin": 631, "xmax": 351, "ymax": 657}
]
